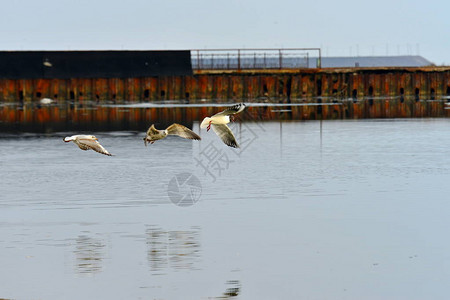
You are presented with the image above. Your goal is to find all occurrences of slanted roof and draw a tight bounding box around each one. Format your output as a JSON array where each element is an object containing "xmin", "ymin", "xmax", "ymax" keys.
[{"xmin": 312, "ymin": 55, "xmax": 433, "ymax": 68}]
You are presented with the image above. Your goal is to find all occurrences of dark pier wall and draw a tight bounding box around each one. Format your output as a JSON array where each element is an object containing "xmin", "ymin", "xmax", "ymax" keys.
[
  {"xmin": 1, "ymin": 67, "xmax": 449, "ymax": 102},
  {"xmin": 0, "ymin": 50, "xmax": 193, "ymax": 79}
]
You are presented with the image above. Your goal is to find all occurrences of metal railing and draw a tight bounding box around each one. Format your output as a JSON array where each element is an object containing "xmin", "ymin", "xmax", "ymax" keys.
[{"xmin": 191, "ymin": 48, "xmax": 322, "ymax": 70}]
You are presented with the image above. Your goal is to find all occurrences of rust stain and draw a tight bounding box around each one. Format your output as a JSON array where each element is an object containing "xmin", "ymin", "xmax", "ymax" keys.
[{"xmin": 0, "ymin": 67, "xmax": 446, "ymax": 103}]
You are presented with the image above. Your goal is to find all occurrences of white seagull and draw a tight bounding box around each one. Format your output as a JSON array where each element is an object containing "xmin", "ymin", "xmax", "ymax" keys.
[
  {"xmin": 143, "ymin": 123, "xmax": 201, "ymax": 146},
  {"xmin": 200, "ymin": 103, "xmax": 246, "ymax": 148},
  {"xmin": 63, "ymin": 135, "xmax": 113, "ymax": 156}
]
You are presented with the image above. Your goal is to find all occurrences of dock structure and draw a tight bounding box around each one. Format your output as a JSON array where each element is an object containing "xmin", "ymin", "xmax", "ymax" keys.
[{"xmin": 0, "ymin": 50, "xmax": 449, "ymax": 132}]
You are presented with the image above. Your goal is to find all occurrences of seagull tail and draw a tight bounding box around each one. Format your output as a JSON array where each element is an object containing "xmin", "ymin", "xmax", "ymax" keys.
[
  {"xmin": 63, "ymin": 136, "xmax": 74, "ymax": 142},
  {"xmin": 200, "ymin": 117, "xmax": 212, "ymax": 129}
]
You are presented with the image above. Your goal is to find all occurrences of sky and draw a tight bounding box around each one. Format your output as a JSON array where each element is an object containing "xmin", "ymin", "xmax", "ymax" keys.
[{"xmin": 1, "ymin": 0, "xmax": 449, "ymax": 65}]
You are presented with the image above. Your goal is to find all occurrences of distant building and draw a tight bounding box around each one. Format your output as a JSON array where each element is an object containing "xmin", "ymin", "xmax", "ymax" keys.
[
  {"xmin": 312, "ymin": 55, "xmax": 433, "ymax": 68},
  {"xmin": 0, "ymin": 51, "xmax": 433, "ymax": 80},
  {"xmin": 191, "ymin": 50, "xmax": 434, "ymax": 70},
  {"xmin": 0, "ymin": 50, "xmax": 192, "ymax": 79}
]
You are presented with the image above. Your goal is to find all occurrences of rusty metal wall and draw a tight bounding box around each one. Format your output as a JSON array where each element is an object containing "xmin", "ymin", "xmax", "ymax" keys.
[{"xmin": 1, "ymin": 68, "xmax": 449, "ymax": 102}]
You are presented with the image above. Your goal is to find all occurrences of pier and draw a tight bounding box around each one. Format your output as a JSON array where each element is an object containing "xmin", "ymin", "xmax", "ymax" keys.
[{"xmin": 0, "ymin": 50, "xmax": 449, "ymax": 132}]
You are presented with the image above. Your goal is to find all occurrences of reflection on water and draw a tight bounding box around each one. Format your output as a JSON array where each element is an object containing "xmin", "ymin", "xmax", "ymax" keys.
[
  {"xmin": 1, "ymin": 119, "xmax": 450, "ymax": 299},
  {"xmin": 146, "ymin": 226, "xmax": 201, "ymax": 274},
  {"xmin": 211, "ymin": 279, "xmax": 242, "ymax": 299},
  {"xmin": 222, "ymin": 280, "xmax": 241, "ymax": 297},
  {"xmin": 74, "ymin": 235, "xmax": 106, "ymax": 275}
]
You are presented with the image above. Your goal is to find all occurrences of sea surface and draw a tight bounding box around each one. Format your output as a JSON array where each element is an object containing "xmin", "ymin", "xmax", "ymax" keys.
[{"xmin": 1, "ymin": 119, "xmax": 450, "ymax": 299}]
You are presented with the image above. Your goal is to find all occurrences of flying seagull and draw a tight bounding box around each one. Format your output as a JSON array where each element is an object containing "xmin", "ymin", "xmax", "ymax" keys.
[
  {"xmin": 63, "ymin": 135, "xmax": 113, "ymax": 156},
  {"xmin": 200, "ymin": 103, "xmax": 246, "ymax": 148},
  {"xmin": 143, "ymin": 123, "xmax": 201, "ymax": 146}
]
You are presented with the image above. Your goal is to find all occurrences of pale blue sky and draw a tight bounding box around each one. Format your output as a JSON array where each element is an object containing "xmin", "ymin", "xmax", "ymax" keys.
[{"xmin": 1, "ymin": 0, "xmax": 449, "ymax": 65}]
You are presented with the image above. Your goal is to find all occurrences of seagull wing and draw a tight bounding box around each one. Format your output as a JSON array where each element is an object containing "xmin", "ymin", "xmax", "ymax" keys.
[
  {"xmin": 146, "ymin": 124, "xmax": 160, "ymax": 136},
  {"xmin": 211, "ymin": 124, "xmax": 239, "ymax": 148},
  {"xmin": 78, "ymin": 138, "xmax": 113, "ymax": 156},
  {"xmin": 76, "ymin": 143, "xmax": 91, "ymax": 151},
  {"xmin": 166, "ymin": 123, "xmax": 201, "ymax": 140},
  {"xmin": 214, "ymin": 103, "xmax": 246, "ymax": 116}
]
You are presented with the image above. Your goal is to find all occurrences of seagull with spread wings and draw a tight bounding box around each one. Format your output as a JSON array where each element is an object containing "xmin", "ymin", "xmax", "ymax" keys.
[
  {"xmin": 200, "ymin": 103, "xmax": 246, "ymax": 148},
  {"xmin": 63, "ymin": 135, "xmax": 113, "ymax": 156},
  {"xmin": 143, "ymin": 123, "xmax": 201, "ymax": 146}
]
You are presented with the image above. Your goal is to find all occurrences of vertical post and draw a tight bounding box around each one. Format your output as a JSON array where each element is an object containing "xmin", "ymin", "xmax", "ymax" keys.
[
  {"xmin": 279, "ymin": 49, "xmax": 282, "ymax": 69},
  {"xmin": 306, "ymin": 52, "xmax": 309, "ymax": 68},
  {"xmin": 264, "ymin": 53, "xmax": 266, "ymax": 68},
  {"xmin": 227, "ymin": 53, "xmax": 230, "ymax": 69},
  {"xmin": 197, "ymin": 50, "xmax": 200, "ymax": 70},
  {"xmin": 254, "ymin": 52, "xmax": 256, "ymax": 69},
  {"xmin": 238, "ymin": 49, "xmax": 241, "ymax": 71},
  {"xmin": 211, "ymin": 53, "xmax": 214, "ymax": 69},
  {"xmin": 318, "ymin": 48, "xmax": 322, "ymax": 68}
]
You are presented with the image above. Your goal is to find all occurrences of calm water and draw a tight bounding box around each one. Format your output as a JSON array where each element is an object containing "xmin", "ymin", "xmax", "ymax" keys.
[{"xmin": 1, "ymin": 119, "xmax": 450, "ymax": 299}]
